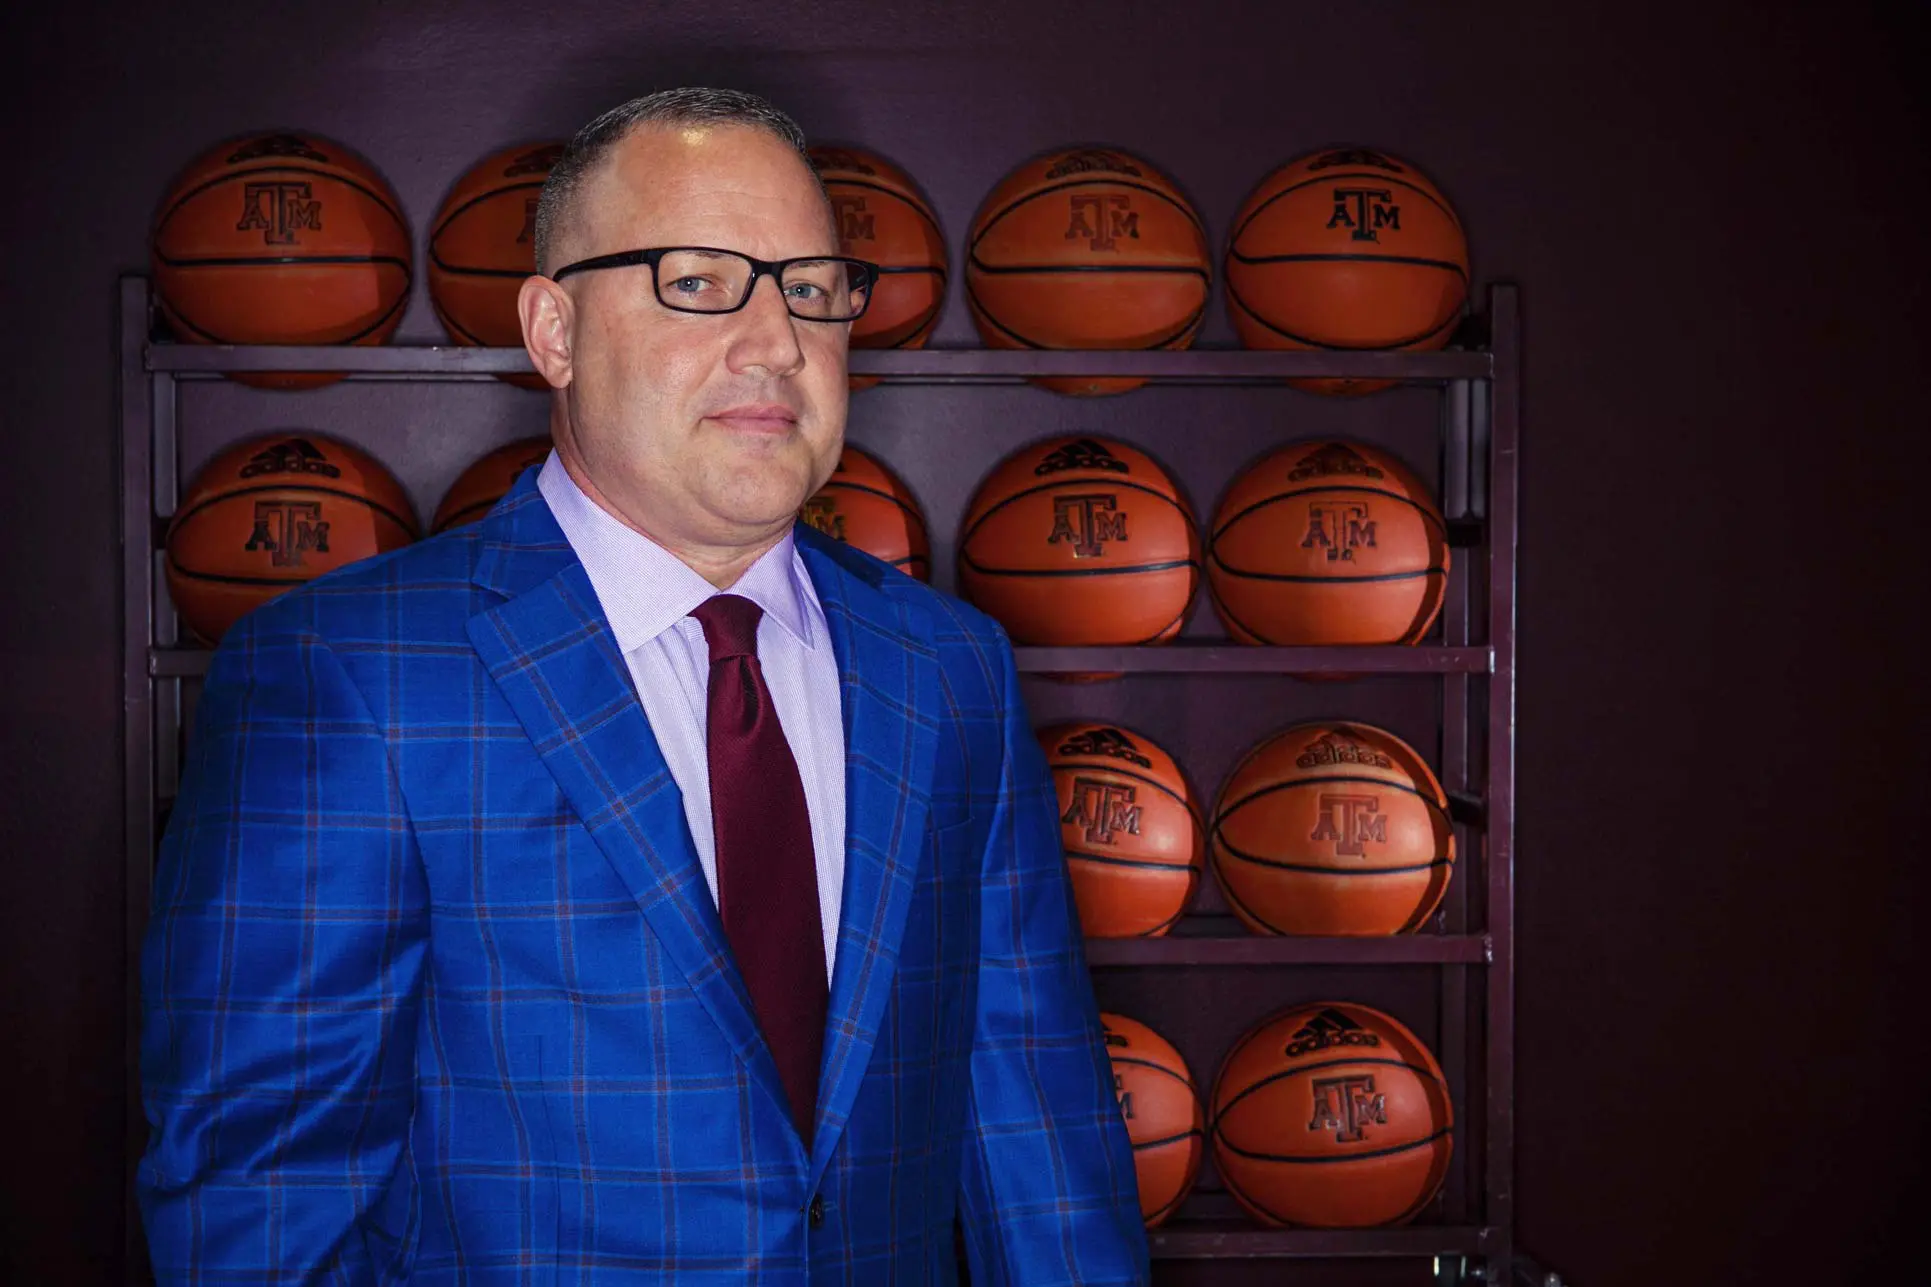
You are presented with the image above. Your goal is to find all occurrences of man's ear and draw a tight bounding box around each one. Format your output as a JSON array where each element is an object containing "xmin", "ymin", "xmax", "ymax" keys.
[{"xmin": 519, "ymin": 274, "xmax": 574, "ymax": 389}]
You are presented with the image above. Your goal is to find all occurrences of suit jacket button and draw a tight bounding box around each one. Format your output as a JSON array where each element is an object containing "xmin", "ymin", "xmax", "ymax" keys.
[{"xmin": 808, "ymin": 1195, "xmax": 826, "ymax": 1228}]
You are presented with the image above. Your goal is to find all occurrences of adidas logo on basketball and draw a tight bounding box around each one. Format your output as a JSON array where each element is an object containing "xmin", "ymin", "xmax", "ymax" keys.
[
  {"xmin": 1035, "ymin": 438, "xmax": 1130, "ymax": 477},
  {"xmin": 1295, "ymin": 734, "xmax": 1393, "ymax": 771},
  {"xmin": 1287, "ymin": 444, "xmax": 1385, "ymax": 483},
  {"xmin": 1057, "ymin": 727, "xmax": 1153, "ymax": 768},
  {"xmin": 1285, "ymin": 1008, "xmax": 1383, "ymax": 1059},
  {"xmin": 238, "ymin": 438, "xmax": 342, "ymax": 480},
  {"xmin": 1045, "ymin": 149, "xmax": 1143, "ymax": 180},
  {"xmin": 226, "ymin": 134, "xmax": 329, "ymax": 165},
  {"xmin": 812, "ymin": 148, "xmax": 879, "ymax": 176},
  {"xmin": 1307, "ymin": 147, "xmax": 1405, "ymax": 174},
  {"xmin": 503, "ymin": 145, "xmax": 563, "ymax": 178}
]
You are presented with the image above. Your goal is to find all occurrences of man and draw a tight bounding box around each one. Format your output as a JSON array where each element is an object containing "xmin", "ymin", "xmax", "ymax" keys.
[{"xmin": 138, "ymin": 87, "xmax": 1148, "ymax": 1284}]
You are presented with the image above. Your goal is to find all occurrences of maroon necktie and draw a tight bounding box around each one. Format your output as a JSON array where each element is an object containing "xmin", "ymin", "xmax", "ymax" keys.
[{"xmin": 691, "ymin": 593, "xmax": 827, "ymax": 1142}]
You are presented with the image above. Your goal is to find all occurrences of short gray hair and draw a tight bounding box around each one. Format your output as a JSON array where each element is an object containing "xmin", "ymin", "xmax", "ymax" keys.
[{"xmin": 534, "ymin": 87, "xmax": 817, "ymax": 275}]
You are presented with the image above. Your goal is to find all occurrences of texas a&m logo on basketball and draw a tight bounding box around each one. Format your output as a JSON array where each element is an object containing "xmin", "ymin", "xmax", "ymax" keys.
[
  {"xmin": 1301, "ymin": 500, "xmax": 1377, "ymax": 561},
  {"xmin": 799, "ymin": 496, "xmax": 847, "ymax": 542},
  {"xmin": 238, "ymin": 438, "xmax": 341, "ymax": 480},
  {"xmin": 1101, "ymin": 1024, "xmax": 1136, "ymax": 1119},
  {"xmin": 1062, "ymin": 777, "xmax": 1142, "ymax": 846},
  {"xmin": 1328, "ymin": 187, "xmax": 1401, "ymax": 243},
  {"xmin": 1286, "ymin": 442, "xmax": 1386, "ymax": 484},
  {"xmin": 1056, "ymin": 726, "xmax": 1154, "ymax": 769},
  {"xmin": 1066, "ymin": 194, "xmax": 1138, "ymax": 252},
  {"xmin": 1044, "ymin": 148, "xmax": 1143, "ymax": 180},
  {"xmin": 1035, "ymin": 438, "xmax": 1131, "ymax": 477},
  {"xmin": 833, "ymin": 195, "xmax": 876, "ymax": 244},
  {"xmin": 1296, "ymin": 730, "xmax": 1394, "ymax": 770},
  {"xmin": 1049, "ymin": 494, "xmax": 1126, "ymax": 557},
  {"xmin": 237, "ymin": 182, "xmax": 322, "ymax": 245},
  {"xmin": 1311, "ymin": 794, "xmax": 1386, "ymax": 857},
  {"xmin": 1308, "ymin": 1074, "xmax": 1388, "ymax": 1144},
  {"xmin": 245, "ymin": 501, "xmax": 329, "ymax": 568},
  {"xmin": 517, "ymin": 199, "xmax": 538, "ymax": 245},
  {"xmin": 1284, "ymin": 1007, "xmax": 1384, "ymax": 1059},
  {"xmin": 225, "ymin": 134, "xmax": 330, "ymax": 165}
]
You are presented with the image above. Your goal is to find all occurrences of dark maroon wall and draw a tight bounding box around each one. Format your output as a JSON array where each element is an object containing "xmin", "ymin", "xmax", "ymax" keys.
[{"xmin": 3, "ymin": 3, "xmax": 1926, "ymax": 1284}]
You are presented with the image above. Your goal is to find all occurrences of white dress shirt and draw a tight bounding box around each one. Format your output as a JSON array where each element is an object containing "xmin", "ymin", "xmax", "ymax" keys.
[{"xmin": 538, "ymin": 453, "xmax": 847, "ymax": 979}]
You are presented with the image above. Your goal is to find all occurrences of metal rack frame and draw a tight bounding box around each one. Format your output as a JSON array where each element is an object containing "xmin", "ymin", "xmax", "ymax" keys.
[{"xmin": 119, "ymin": 276, "xmax": 1519, "ymax": 1283}]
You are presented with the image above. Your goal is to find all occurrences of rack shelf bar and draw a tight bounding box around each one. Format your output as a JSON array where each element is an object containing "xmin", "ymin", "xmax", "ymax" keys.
[
  {"xmin": 144, "ymin": 342, "xmax": 1494, "ymax": 382},
  {"xmin": 1085, "ymin": 935, "xmax": 1489, "ymax": 966},
  {"xmin": 1146, "ymin": 1224, "xmax": 1492, "ymax": 1260}
]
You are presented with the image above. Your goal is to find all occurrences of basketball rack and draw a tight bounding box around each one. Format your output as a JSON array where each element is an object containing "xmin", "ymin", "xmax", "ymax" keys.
[{"xmin": 119, "ymin": 276, "xmax": 1520, "ymax": 1284}]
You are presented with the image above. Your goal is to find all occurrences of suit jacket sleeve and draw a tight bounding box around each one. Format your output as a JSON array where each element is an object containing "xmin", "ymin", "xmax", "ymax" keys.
[
  {"xmin": 956, "ymin": 634, "xmax": 1151, "ymax": 1286},
  {"xmin": 138, "ymin": 618, "xmax": 429, "ymax": 1284}
]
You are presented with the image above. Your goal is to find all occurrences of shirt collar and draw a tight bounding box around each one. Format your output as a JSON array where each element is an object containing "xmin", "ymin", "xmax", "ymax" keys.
[{"xmin": 536, "ymin": 451, "xmax": 817, "ymax": 655}]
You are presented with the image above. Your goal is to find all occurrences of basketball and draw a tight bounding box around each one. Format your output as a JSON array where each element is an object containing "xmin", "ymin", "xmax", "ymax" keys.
[
  {"xmin": 1040, "ymin": 723, "xmax": 1202, "ymax": 937},
  {"xmin": 1101, "ymin": 1013, "xmax": 1204, "ymax": 1227},
  {"xmin": 431, "ymin": 437, "xmax": 551, "ymax": 533},
  {"xmin": 810, "ymin": 145, "xmax": 947, "ymax": 391},
  {"xmin": 958, "ymin": 436, "xmax": 1198, "ymax": 645},
  {"xmin": 151, "ymin": 132, "xmax": 412, "ymax": 391},
  {"xmin": 800, "ymin": 445, "xmax": 930, "ymax": 579},
  {"xmin": 1211, "ymin": 722, "xmax": 1453, "ymax": 936},
  {"xmin": 1226, "ymin": 146, "xmax": 1467, "ymax": 396},
  {"xmin": 165, "ymin": 434, "xmax": 419, "ymax": 644},
  {"xmin": 1207, "ymin": 440, "xmax": 1447, "ymax": 645},
  {"xmin": 428, "ymin": 142, "xmax": 563, "ymax": 389},
  {"xmin": 1212, "ymin": 1001, "xmax": 1452, "ymax": 1227},
  {"xmin": 966, "ymin": 147, "xmax": 1210, "ymax": 396}
]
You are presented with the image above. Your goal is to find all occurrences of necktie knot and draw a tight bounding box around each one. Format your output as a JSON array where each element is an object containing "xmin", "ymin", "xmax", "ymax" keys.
[{"xmin": 692, "ymin": 593, "xmax": 765, "ymax": 664}]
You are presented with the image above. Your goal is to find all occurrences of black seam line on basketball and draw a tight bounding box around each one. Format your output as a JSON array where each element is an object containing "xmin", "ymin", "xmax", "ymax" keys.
[
  {"xmin": 1131, "ymin": 1129, "xmax": 1204, "ymax": 1152},
  {"xmin": 959, "ymin": 475, "xmax": 1192, "ymax": 547},
  {"xmin": 817, "ymin": 176, "xmax": 942, "ymax": 215},
  {"xmin": 162, "ymin": 270, "xmax": 413, "ymax": 347},
  {"xmin": 156, "ymin": 163, "xmax": 408, "ymax": 234},
  {"xmin": 1112, "ymin": 1054, "xmax": 1198, "ymax": 1086},
  {"xmin": 428, "ymin": 250, "xmax": 532, "ymax": 279},
  {"xmin": 432, "ymin": 302, "xmax": 491, "ymax": 348},
  {"xmin": 171, "ymin": 482, "xmax": 418, "ymax": 541},
  {"xmin": 1066, "ymin": 847, "xmax": 1195, "ymax": 873},
  {"xmin": 1230, "ymin": 170, "xmax": 1461, "ymax": 245},
  {"xmin": 1144, "ymin": 1190, "xmax": 1189, "ymax": 1226},
  {"xmin": 966, "ymin": 256, "xmax": 1213, "ymax": 279},
  {"xmin": 168, "ymin": 566, "xmax": 351, "ymax": 588},
  {"xmin": 1213, "ymin": 841, "xmax": 1451, "ymax": 877},
  {"xmin": 960, "ymin": 555, "xmax": 1199, "ymax": 579},
  {"xmin": 1217, "ymin": 772, "xmax": 1440, "ymax": 811},
  {"xmin": 1216, "ymin": 1124, "xmax": 1453, "ymax": 1166},
  {"xmin": 1211, "ymin": 483, "xmax": 1446, "ymax": 544},
  {"xmin": 1228, "ymin": 249, "xmax": 1468, "ymax": 279},
  {"xmin": 1205, "ymin": 583, "xmax": 1276, "ymax": 647},
  {"xmin": 429, "ymin": 179, "xmax": 549, "ymax": 242},
  {"xmin": 964, "ymin": 278, "xmax": 1207, "ymax": 354},
  {"xmin": 1211, "ymin": 859, "xmax": 1295, "ymax": 934},
  {"xmin": 1137, "ymin": 897, "xmax": 1194, "ymax": 937},
  {"xmin": 153, "ymin": 251, "xmax": 413, "ymax": 271},
  {"xmin": 1390, "ymin": 1160, "xmax": 1453, "ymax": 1224},
  {"xmin": 1214, "ymin": 1056, "xmax": 1446, "ymax": 1123},
  {"xmin": 972, "ymin": 176, "xmax": 1208, "ymax": 246},
  {"xmin": 819, "ymin": 479, "xmax": 925, "ymax": 523},
  {"xmin": 1213, "ymin": 567, "xmax": 1440, "ymax": 586},
  {"xmin": 1054, "ymin": 762, "xmax": 1195, "ymax": 813},
  {"xmin": 873, "ymin": 265, "xmax": 947, "ymax": 279},
  {"xmin": 435, "ymin": 499, "xmax": 498, "ymax": 531},
  {"xmin": 1226, "ymin": 278, "xmax": 1461, "ymax": 351}
]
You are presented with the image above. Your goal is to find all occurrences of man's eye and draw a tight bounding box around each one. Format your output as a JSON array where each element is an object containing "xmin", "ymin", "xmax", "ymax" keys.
[{"xmin": 670, "ymin": 276, "xmax": 715, "ymax": 295}]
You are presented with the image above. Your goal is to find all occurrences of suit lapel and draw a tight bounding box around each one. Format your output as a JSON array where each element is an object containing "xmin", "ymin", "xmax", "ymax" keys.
[
  {"xmin": 797, "ymin": 528, "xmax": 942, "ymax": 1182},
  {"xmin": 465, "ymin": 476, "xmax": 792, "ymax": 1130}
]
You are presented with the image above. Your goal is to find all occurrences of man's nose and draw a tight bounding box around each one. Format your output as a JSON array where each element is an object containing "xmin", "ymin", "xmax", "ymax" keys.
[{"xmin": 726, "ymin": 272, "xmax": 807, "ymax": 377}]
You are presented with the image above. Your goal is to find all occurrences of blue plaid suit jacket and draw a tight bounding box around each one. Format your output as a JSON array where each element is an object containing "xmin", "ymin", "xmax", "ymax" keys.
[{"xmin": 139, "ymin": 473, "xmax": 1147, "ymax": 1285}]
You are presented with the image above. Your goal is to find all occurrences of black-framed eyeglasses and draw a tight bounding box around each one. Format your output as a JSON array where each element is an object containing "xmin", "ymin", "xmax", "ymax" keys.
[{"xmin": 548, "ymin": 246, "xmax": 879, "ymax": 322}]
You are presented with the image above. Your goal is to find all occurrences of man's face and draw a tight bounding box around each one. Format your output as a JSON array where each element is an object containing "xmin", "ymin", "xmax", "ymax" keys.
[{"xmin": 531, "ymin": 124, "xmax": 849, "ymax": 553}]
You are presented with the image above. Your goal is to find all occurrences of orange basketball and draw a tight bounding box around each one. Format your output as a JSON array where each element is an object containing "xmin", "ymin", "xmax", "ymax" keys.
[
  {"xmin": 1212, "ymin": 1001, "xmax": 1452, "ymax": 1227},
  {"xmin": 1226, "ymin": 146, "xmax": 1467, "ymax": 396},
  {"xmin": 1102, "ymin": 1013, "xmax": 1204, "ymax": 1227},
  {"xmin": 432, "ymin": 437, "xmax": 551, "ymax": 533},
  {"xmin": 1040, "ymin": 723, "xmax": 1202, "ymax": 937},
  {"xmin": 801, "ymin": 445, "xmax": 930, "ymax": 580},
  {"xmin": 967, "ymin": 147, "xmax": 1210, "ymax": 396},
  {"xmin": 958, "ymin": 436, "xmax": 1198, "ymax": 645},
  {"xmin": 1212, "ymin": 722, "xmax": 1453, "ymax": 936},
  {"xmin": 811, "ymin": 146, "xmax": 947, "ymax": 392},
  {"xmin": 165, "ymin": 434, "xmax": 419, "ymax": 644},
  {"xmin": 1208, "ymin": 440, "xmax": 1447, "ymax": 646},
  {"xmin": 428, "ymin": 142, "xmax": 563, "ymax": 389},
  {"xmin": 152, "ymin": 133, "xmax": 412, "ymax": 391}
]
